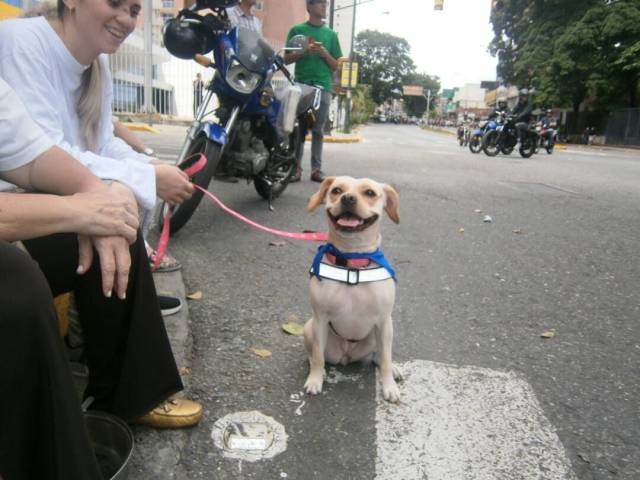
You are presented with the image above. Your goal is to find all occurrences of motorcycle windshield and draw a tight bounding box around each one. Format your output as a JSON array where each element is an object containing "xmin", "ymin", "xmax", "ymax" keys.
[{"xmin": 235, "ymin": 27, "xmax": 275, "ymax": 73}]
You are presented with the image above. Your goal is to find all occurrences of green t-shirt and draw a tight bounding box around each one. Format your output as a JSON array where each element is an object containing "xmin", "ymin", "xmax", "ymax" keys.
[{"xmin": 286, "ymin": 22, "xmax": 343, "ymax": 92}]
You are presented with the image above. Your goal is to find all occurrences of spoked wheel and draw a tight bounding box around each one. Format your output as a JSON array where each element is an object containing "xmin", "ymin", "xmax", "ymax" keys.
[
  {"xmin": 469, "ymin": 135, "xmax": 482, "ymax": 153},
  {"xmin": 482, "ymin": 130, "xmax": 500, "ymax": 157},
  {"xmin": 168, "ymin": 135, "xmax": 221, "ymax": 235},
  {"xmin": 254, "ymin": 126, "xmax": 300, "ymax": 200},
  {"xmin": 546, "ymin": 136, "xmax": 555, "ymax": 154}
]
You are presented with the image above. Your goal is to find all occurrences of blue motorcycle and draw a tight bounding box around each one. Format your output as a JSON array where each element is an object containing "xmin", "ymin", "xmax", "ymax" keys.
[
  {"xmin": 162, "ymin": 1, "xmax": 320, "ymax": 234},
  {"xmin": 468, "ymin": 120, "xmax": 497, "ymax": 154}
]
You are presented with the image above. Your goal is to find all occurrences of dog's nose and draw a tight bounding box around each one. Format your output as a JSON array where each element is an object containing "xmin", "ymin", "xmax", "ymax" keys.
[{"xmin": 341, "ymin": 194, "xmax": 357, "ymax": 206}]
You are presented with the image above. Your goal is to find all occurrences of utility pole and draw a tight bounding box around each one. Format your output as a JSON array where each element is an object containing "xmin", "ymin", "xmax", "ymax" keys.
[
  {"xmin": 344, "ymin": 0, "xmax": 357, "ymax": 134},
  {"xmin": 143, "ymin": 0, "xmax": 153, "ymax": 125},
  {"xmin": 424, "ymin": 89, "xmax": 432, "ymax": 124}
]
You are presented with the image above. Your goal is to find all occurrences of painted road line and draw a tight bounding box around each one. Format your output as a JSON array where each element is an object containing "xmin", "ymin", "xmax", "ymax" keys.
[{"xmin": 376, "ymin": 360, "xmax": 576, "ymax": 480}]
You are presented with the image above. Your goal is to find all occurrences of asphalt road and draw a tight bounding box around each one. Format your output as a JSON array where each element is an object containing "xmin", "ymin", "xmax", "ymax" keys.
[{"xmin": 138, "ymin": 124, "xmax": 639, "ymax": 480}]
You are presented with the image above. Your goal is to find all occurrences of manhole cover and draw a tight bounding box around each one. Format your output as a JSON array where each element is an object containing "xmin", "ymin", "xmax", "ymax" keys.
[{"xmin": 211, "ymin": 411, "xmax": 287, "ymax": 461}]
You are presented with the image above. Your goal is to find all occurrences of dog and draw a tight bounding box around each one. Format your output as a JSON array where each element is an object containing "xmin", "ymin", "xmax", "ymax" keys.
[{"xmin": 304, "ymin": 176, "xmax": 402, "ymax": 403}]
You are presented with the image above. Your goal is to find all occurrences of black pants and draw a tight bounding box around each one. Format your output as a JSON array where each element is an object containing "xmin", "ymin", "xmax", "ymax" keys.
[{"xmin": 0, "ymin": 234, "xmax": 183, "ymax": 480}]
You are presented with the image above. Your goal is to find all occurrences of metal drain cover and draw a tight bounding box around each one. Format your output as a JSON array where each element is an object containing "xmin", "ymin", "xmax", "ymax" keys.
[{"xmin": 212, "ymin": 411, "xmax": 287, "ymax": 461}]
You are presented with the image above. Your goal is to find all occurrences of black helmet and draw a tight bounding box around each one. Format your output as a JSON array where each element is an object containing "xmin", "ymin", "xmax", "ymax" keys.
[
  {"xmin": 195, "ymin": 0, "xmax": 238, "ymax": 8},
  {"xmin": 163, "ymin": 17, "xmax": 216, "ymax": 60}
]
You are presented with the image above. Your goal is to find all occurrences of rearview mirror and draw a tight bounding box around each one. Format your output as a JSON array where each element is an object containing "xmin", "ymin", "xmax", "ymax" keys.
[{"xmin": 286, "ymin": 34, "xmax": 309, "ymax": 51}]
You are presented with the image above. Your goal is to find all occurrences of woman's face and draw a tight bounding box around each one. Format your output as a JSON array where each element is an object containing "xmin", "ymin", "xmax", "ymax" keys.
[{"xmin": 67, "ymin": 0, "xmax": 140, "ymax": 57}]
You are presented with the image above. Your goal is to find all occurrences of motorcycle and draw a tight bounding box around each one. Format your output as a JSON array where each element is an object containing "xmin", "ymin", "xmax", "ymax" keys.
[
  {"xmin": 469, "ymin": 119, "xmax": 497, "ymax": 154},
  {"xmin": 161, "ymin": 5, "xmax": 321, "ymax": 234},
  {"xmin": 457, "ymin": 124, "xmax": 471, "ymax": 146},
  {"xmin": 537, "ymin": 120, "xmax": 556, "ymax": 154},
  {"xmin": 482, "ymin": 115, "xmax": 538, "ymax": 158}
]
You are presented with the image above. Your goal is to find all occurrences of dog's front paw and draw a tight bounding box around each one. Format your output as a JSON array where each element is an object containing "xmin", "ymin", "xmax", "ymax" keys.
[
  {"xmin": 304, "ymin": 373, "xmax": 324, "ymax": 395},
  {"xmin": 382, "ymin": 379, "xmax": 400, "ymax": 403}
]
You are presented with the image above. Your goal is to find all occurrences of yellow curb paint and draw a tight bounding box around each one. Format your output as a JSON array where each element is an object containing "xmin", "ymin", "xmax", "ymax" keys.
[
  {"xmin": 123, "ymin": 123, "xmax": 160, "ymax": 134},
  {"xmin": 305, "ymin": 135, "xmax": 361, "ymax": 144}
]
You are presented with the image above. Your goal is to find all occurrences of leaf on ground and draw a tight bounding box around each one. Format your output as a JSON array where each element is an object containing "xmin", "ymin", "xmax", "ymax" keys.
[
  {"xmin": 512, "ymin": 228, "xmax": 525, "ymax": 235},
  {"xmin": 269, "ymin": 240, "xmax": 288, "ymax": 247},
  {"xmin": 282, "ymin": 322, "xmax": 304, "ymax": 336},
  {"xmin": 187, "ymin": 290, "xmax": 203, "ymax": 300},
  {"xmin": 541, "ymin": 330, "xmax": 555, "ymax": 339},
  {"xmin": 474, "ymin": 209, "xmax": 483, "ymax": 213},
  {"xmin": 458, "ymin": 227, "xmax": 465, "ymax": 233},
  {"xmin": 251, "ymin": 348, "xmax": 272, "ymax": 358},
  {"xmin": 179, "ymin": 367, "xmax": 191, "ymax": 375}
]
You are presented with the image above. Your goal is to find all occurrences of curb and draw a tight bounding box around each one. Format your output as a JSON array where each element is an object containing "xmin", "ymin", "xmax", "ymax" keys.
[
  {"xmin": 306, "ymin": 134, "xmax": 362, "ymax": 143},
  {"xmin": 123, "ymin": 123, "xmax": 160, "ymax": 134}
]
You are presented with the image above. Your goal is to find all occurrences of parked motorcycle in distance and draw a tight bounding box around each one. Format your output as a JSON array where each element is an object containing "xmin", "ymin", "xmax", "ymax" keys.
[{"xmin": 160, "ymin": 5, "xmax": 321, "ymax": 234}]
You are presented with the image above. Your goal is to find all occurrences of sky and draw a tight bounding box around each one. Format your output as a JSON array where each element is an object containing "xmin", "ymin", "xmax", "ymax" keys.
[{"xmin": 353, "ymin": 0, "xmax": 498, "ymax": 89}]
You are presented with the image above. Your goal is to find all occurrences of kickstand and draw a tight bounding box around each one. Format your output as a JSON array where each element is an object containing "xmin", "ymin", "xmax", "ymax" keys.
[{"xmin": 268, "ymin": 186, "xmax": 274, "ymax": 212}]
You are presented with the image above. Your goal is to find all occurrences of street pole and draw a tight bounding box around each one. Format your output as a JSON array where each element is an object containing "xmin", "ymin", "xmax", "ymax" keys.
[
  {"xmin": 424, "ymin": 89, "xmax": 431, "ymax": 124},
  {"xmin": 143, "ymin": 0, "xmax": 153, "ymax": 125},
  {"xmin": 329, "ymin": 0, "xmax": 334, "ymax": 28},
  {"xmin": 344, "ymin": 0, "xmax": 357, "ymax": 134}
]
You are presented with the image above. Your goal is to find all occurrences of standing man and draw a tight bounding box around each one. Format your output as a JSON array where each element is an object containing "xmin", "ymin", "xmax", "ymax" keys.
[
  {"xmin": 226, "ymin": 0, "xmax": 263, "ymax": 34},
  {"xmin": 193, "ymin": 73, "xmax": 204, "ymax": 117},
  {"xmin": 285, "ymin": 0, "xmax": 342, "ymax": 183}
]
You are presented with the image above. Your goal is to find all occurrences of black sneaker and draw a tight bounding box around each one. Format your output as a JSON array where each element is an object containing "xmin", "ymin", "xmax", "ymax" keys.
[{"xmin": 158, "ymin": 295, "xmax": 182, "ymax": 316}]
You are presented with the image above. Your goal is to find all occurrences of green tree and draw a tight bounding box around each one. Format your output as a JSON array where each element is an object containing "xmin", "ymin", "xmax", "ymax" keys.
[
  {"xmin": 402, "ymin": 72, "xmax": 441, "ymax": 118},
  {"xmin": 489, "ymin": 0, "xmax": 640, "ymax": 111},
  {"xmin": 354, "ymin": 30, "xmax": 416, "ymax": 104}
]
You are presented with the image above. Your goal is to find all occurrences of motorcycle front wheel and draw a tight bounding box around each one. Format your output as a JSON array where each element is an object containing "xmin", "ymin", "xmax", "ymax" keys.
[
  {"xmin": 545, "ymin": 136, "xmax": 555, "ymax": 154},
  {"xmin": 254, "ymin": 126, "xmax": 300, "ymax": 200},
  {"xmin": 519, "ymin": 134, "xmax": 536, "ymax": 158},
  {"xmin": 169, "ymin": 135, "xmax": 221, "ymax": 235},
  {"xmin": 469, "ymin": 135, "xmax": 482, "ymax": 153},
  {"xmin": 482, "ymin": 130, "xmax": 500, "ymax": 157}
]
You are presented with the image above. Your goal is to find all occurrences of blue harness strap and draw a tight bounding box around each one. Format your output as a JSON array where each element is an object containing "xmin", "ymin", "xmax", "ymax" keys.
[{"xmin": 311, "ymin": 243, "xmax": 396, "ymax": 281}]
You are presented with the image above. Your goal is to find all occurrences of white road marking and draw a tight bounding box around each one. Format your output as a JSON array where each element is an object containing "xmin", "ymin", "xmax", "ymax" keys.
[{"xmin": 376, "ymin": 360, "xmax": 576, "ymax": 480}]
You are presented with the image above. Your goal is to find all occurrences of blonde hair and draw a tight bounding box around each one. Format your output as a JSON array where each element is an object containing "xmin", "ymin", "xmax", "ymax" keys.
[{"xmin": 54, "ymin": 0, "xmax": 103, "ymax": 151}]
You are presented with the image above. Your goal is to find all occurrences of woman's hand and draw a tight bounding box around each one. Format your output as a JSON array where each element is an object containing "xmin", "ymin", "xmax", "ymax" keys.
[
  {"xmin": 154, "ymin": 164, "xmax": 195, "ymax": 205},
  {"xmin": 77, "ymin": 234, "xmax": 131, "ymax": 299},
  {"xmin": 66, "ymin": 186, "xmax": 139, "ymax": 243}
]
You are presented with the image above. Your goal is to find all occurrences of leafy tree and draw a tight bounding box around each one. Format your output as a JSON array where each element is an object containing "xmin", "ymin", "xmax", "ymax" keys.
[
  {"xmin": 402, "ymin": 72, "xmax": 441, "ymax": 118},
  {"xmin": 489, "ymin": 0, "xmax": 640, "ymax": 111},
  {"xmin": 354, "ymin": 30, "xmax": 415, "ymax": 104}
]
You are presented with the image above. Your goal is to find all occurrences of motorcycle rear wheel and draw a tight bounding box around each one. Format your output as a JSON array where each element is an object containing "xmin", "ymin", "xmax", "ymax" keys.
[
  {"xmin": 482, "ymin": 131, "xmax": 500, "ymax": 157},
  {"xmin": 168, "ymin": 135, "xmax": 221, "ymax": 235}
]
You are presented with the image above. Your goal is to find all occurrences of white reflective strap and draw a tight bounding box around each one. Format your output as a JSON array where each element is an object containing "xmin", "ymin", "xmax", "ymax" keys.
[{"xmin": 311, "ymin": 263, "xmax": 392, "ymax": 285}]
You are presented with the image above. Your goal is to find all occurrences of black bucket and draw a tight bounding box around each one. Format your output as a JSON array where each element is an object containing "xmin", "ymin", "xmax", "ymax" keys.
[{"xmin": 85, "ymin": 411, "xmax": 134, "ymax": 480}]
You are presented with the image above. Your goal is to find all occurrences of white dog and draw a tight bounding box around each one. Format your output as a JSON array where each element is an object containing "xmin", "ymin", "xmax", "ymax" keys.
[{"xmin": 304, "ymin": 176, "xmax": 402, "ymax": 403}]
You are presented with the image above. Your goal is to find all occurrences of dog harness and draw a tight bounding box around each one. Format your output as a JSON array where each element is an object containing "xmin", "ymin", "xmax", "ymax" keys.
[{"xmin": 309, "ymin": 243, "xmax": 396, "ymax": 285}]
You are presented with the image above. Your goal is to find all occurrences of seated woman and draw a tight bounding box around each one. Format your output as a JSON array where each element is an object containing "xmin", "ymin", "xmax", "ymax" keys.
[
  {"xmin": 0, "ymin": 78, "xmax": 201, "ymax": 480},
  {"xmin": 0, "ymin": 0, "xmax": 193, "ymax": 276}
]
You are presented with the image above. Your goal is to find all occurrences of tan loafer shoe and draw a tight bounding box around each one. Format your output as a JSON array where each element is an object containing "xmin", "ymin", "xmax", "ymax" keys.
[{"xmin": 136, "ymin": 398, "xmax": 203, "ymax": 429}]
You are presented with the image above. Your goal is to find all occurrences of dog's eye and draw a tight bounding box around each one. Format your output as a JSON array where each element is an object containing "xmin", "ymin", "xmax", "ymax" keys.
[
  {"xmin": 364, "ymin": 189, "xmax": 377, "ymax": 197},
  {"xmin": 331, "ymin": 187, "xmax": 342, "ymax": 195}
]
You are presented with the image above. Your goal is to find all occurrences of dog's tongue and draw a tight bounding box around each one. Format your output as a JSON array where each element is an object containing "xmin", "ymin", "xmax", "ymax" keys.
[{"xmin": 337, "ymin": 216, "xmax": 360, "ymax": 228}]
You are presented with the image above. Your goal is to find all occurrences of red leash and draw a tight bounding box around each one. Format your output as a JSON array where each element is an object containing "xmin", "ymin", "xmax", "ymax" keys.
[{"xmin": 152, "ymin": 154, "xmax": 327, "ymax": 271}]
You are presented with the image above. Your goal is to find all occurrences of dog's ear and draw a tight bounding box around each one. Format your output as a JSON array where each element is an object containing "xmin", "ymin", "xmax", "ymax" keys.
[
  {"xmin": 307, "ymin": 176, "xmax": 336, "ymax": 212},
  {"xmin": 383, "ymin": 184, "xmax": 400, "ymax": 224}
]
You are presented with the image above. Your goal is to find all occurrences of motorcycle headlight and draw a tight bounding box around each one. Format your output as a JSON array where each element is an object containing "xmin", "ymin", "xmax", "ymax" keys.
[{"xmin": 226, "ymin": 59, "xmax": 261, "ymax": 94}]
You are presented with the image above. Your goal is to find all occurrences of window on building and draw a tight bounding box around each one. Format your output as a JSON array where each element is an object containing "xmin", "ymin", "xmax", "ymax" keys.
[{"xmin": 162, "ymin": 0, "xmax": 174, "ymax": 7}]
